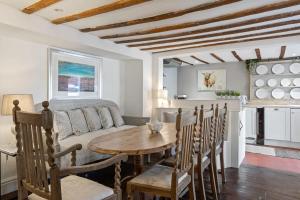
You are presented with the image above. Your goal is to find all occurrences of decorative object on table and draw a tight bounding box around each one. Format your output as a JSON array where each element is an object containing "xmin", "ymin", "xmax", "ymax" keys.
[
  {"xmin": 147, "ymin": 120, "xmax": 163, "ymax": 133},
  {"xmin": 174, "ymin": 94, "xmax": 187, "ymax": 99},
  {"xmin": 281, "ymin": 78, "xmax": 291, "ymax": 87},
  {"xmin": 1, "ymin": 94, "xmax": 34, "ymax": 115},
  {"xmin": 255, "ymin": 79, "xmax": 265, "ymax": 87},
  {"xmin": 256, "ymin": 65, "xmax": 268, "ymax": 75},
  {"xmin": 267, "ymin": 79, "xmax": 277, "ymax": 87},
  {"xmin": 48, "ymin": 49, "xmax": 101, "ymax": 100},
  {"xmin": 198, "ymin": 69, "xmax": 226, "ymax": 91},
  {"xmin": 290, "ymin": 88, "xmax": 300, "ymax": 99},
  {"xmin": 271, "ymin": 88, "xmax": 285, "ymax": 99},
  {"xmin": 289, "ymin": 63, "xmax": 300, "ymax": 74},
  {"xmin": 271, "ymin": 64, "xmax": 285, "ymax": 74}
]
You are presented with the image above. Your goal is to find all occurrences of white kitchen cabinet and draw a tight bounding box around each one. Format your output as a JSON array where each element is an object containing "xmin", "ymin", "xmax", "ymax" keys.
[
  {"xmin": 291, "ymin": 109, "xmax": 300, "ymax": 143},
  {"xmin": 245, "ymin": 108, "xmax": 256, "ymax": 139},
  {"xmin": 264, "ymin": 107, "xmax": 290, "ymax": 141}
]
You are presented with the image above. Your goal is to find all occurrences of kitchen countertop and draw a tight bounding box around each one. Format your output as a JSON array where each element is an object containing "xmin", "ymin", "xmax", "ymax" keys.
[{"xmin": 244, "ymin": 101, "xmax": 300, "ymax": 108}]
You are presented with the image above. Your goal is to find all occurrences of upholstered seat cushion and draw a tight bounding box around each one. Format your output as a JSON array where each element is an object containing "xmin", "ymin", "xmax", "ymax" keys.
[
  {"xmin": 28, "ymin": 175, "xmax": 114, "ymax": 200},
  {"xmin": 128, "ymin": 164, "xmax": 188, "ymax": 190}
]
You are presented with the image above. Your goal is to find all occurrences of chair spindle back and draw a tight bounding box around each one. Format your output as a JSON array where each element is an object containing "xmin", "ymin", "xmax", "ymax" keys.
[{"xmin": 214, "ymin": 103, "xmax": 228, "ymax": 146}]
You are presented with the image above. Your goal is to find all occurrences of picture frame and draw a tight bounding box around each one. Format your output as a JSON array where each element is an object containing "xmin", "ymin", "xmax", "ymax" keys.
[
  {"xmin": 198, "ymin": 69, "xmax": 226, "ymax": 91},
  {"xmin": 48, "ymin": 48, "xmax": 102, "ymax": 100}
]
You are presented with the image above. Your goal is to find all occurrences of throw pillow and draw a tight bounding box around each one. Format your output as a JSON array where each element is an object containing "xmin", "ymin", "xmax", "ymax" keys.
[
  {"xmin": 97, "ymin": 107, "xmax": 114, "ymax": 129},
  {"xmin": 68, "ymin": 109, "xmax": 89, "ymax": 135},
  {"xmin": 109, "ymin": 106, "xmax": 124, "ymax": 127},
  {"xmin": 53, "ymin": 111, "xmax": 73, "ymax": 140},
  {"xmin": 82, "ymin": 107, "xmax": 102, "ymax": 131}
]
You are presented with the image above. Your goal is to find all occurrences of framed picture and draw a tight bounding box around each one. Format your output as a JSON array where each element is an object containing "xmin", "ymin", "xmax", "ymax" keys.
[
  {"xmin": 48, "ymin": 49, "xmax": 102, "ymax": 99},
  {"xmin": 198, "ymin": 69, "xmax": 226, "ymax": 91}
]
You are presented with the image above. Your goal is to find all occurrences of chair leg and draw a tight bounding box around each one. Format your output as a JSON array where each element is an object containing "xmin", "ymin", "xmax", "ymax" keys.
[
  {"xmin": 212, "ymin": 153, "xmax": 220, "ymax": 194},
  {"xmin": 189, "ymin": 166, "xmax": 196, "ymax": 200},
  {"xmin": 220, "ymin": 150, "xmax": 226, "ymax": 184},
  {"xmin": 209, "ymin": 163, "xmax": 219, "ymax": 200},
  {"xmin": 127, "ymin": 184, "xmax": 134, "ymax": 200},
  {"xmin": 198, "ymin": 166, "xmax": 206, "ymax": 200}
]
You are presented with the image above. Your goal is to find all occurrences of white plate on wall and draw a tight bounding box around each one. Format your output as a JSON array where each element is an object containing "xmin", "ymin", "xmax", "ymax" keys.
[
  {"xmin": 293, "ymin": 78, "xmax": 300, "ymax": 86},
  {"xmin": 290, "ymin": 88, "xmax": 300, "ymax": 99},
  {"xmin": 255, "ymin": 79, "xmax": 265, "ymax": 87},
  {"xmin": 289, "ymin": 63, "xmax": 300, "ymax": 74},
  {"xmin": 267, "ymin": 79, "xmax": 277, "ymax": 87},
  {"xmin": 256, "ymin": 88, "xmax": 268, "ymax": 99},
  {"xmin": 271, "ymin": 88, "xmax": 285, "ymax": 99},
  {"xmin": 272, "ymin": 64, "xmax": 285, "ymax": 74},
  {"xmin": 281, "ymin": 78, "xmax": 291, "ymax": 87},
  {"xmin": 256, "ymin": 65, "xmax": 268, "ymax": 75}
]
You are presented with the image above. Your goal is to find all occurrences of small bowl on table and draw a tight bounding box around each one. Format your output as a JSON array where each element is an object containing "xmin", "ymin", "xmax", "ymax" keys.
[{"xmin": 147, "ymin": 122, "xmax": 163, "ymax": 134}]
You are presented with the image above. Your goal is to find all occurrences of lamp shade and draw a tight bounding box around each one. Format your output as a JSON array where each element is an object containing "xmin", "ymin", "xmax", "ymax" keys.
[{"xmin": 1, "ymin": 94, "xmax": 34, "ymax": 115}]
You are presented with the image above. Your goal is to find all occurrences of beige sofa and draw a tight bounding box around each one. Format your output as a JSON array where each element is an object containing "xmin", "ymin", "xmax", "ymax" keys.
[{"xmin": 36, "ymin": 99, "xmax": 149, "ymax": 168}]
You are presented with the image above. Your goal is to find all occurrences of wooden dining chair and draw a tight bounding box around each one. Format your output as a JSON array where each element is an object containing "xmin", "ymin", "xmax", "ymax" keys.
[
  {"xmin": 13, "ymin": 100, "xmax": 127, "ymax": 200},
  {"xmin": 127, "ymin": 108, "xmax": 197, "ymax": 200},
  {"xmin": 212, "ymin": 103, "xmax": 228, "ymax": 194},
  {"xmin": 196, "ymin": 105, "xmax": 218, "ymax": 200}
]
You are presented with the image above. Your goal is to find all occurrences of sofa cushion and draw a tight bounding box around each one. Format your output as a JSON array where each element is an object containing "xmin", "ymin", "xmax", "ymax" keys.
[
  {"xmin": 109, "ymin": 106, "xmax": 124, "ymax": 127},
  {"xmin": 53, "ymin": 111, "xmax": 73, "ymax": 140},
  {"xmin": 82, "ymin": 107, "xmax": 102, "ymax": 131},
  {"xmin": 58, "ymin": 125, "xmax": 136, "ymax": 168},
  {"xmin": 28, "ymin": 175, "xmax": 114, "ymax": 200},
  {"xmin": 97, "ymin": 107, "xmax": 113, "ymax": 129},
  {"xmin": 68, "ymin": 109, "xmax": 89, "ymax": 135}
]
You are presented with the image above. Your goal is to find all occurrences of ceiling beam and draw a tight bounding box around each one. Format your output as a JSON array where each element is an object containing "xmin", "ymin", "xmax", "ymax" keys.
[
  {"xmin": 129, "ymin": 19, "xmax": 300, "ymax": 47},
  {"xmin": 191, "ymin": 55, "xmax": 210, "ymax": 64},
  {"xmin": 231, "ymin": 51, "xmax": 243, "ymax": 61},
  {"xmin": 173, "ymin": 58, "xmax": 193, "ymax": 66},
  {"xmin": 211, "ymin": 53, "xmax": 225, "ymax": 63},
  {"xmin": 101, "ymin": 0, "xmax": 300, "ymax": 39},
  {"xmin": 255, "ymin": 48, "xmax": 262, "ymax": 60},
  {"xmin": 52, "ymin": 0, "xmax": 151, "ymax": 24},
  {"xmin": 22, "ymin": 0, "xmax": 61, "ymax": 14},
  {"xmin": 279, "ymin": 46, "xmax": 287, "ymax": 59},
  {"xmin": 116, "ymin": 10, "xmax": 300, "ymax": 44},
  {"xmin": 152, "ymin": 32, "xmax": 300, "ymax": 54},
  {"xmin": 80, "ymin": 0, "xmax": 239, "ymax": 32},
  {"xmin": 141, "ymin": 26, "xmax": 300, "ymax": 51}
]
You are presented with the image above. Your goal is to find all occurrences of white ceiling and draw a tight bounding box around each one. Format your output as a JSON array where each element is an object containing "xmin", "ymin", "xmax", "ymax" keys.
[{"xmin": 0, "ymin": 0, "xmax": 300, "ymax": 62}]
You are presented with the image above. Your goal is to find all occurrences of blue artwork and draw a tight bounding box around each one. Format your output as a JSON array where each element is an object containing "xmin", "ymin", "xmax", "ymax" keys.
[{"xmin": 58, "ymin": 61, "xmax": 95, "ymax": 92}]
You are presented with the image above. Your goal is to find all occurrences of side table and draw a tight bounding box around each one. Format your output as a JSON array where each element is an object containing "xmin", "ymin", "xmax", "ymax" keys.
[{"xmin": 0, "ymin": 144, "xmax": 17, "ymax": 197}]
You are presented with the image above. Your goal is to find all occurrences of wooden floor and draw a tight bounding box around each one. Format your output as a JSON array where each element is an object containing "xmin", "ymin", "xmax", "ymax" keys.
[{"xmin": 4, "ymin": 153, "xmax": 300, "ymax": 200}]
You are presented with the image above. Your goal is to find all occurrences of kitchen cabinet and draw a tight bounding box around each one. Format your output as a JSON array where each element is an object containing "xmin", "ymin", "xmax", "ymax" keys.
[
  {"xmin": 245, "ymin": 108, "xmax": 256, "ymax": 139},
  {"xmin": 264, "ymin": 107, "xmax": 290, "ymax": 141},
  {"xmin": 291, "ymin": 109, "xmax": 300, "ymax": 143}
]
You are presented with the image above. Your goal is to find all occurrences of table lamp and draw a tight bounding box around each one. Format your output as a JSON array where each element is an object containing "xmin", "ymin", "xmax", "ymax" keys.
[{"xmin": 1, "ymin": 94, "xmax": 34, "ymax": 115}]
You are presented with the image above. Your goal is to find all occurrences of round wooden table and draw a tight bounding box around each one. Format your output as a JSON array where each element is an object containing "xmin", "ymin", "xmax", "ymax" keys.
[{"xmin": 88, "ymin": 123, "xmax": 176, "ymax": 174}]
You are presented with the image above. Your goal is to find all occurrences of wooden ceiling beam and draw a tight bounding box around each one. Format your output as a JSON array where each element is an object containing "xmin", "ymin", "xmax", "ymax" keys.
[
  {"xmin": 129, "ymin": 19, "xmax": 300, "ymax": 47},
  {"xmin": 101, "ymin": 0, "xmax": 300, "ymax": 39},
  {"xmin": 52, "ymin": 0, "xmax": 151, "ymax": 24},
  {"xmin": 231, "ymin": 51, "xmax": 243, "ymax": 61},
  {"xmin": 255, "ymin": 48, "xmax": 262, "ymax": 60},
  {"xmin": 141, "ymin": 26, "xmax": 300, "ymax": 51},
  {"xmin": 152, "ymin": 32, "xmax": 300, "ymax": 54},
  {"xmin": 80, "ymin": 0, "xmax": 239, "ymax": 32},
  {"xmin": 116, "ymin": 10, "xmax": 300, "ymax": 44},
  {"xmin": 279, "ymin": 46, "xmax": 287, "ymax": 59},
  {"xmin": 22, "ymin": 0, "xmax": 61, "ymax": 14},
  {"xmin": 210, "ymin": 53, "xmax": 225, "ymax": 63},
  {"xmin": 173, "ymin": 58, "xmax": 193, "ymax": 66},
  {"xmin": 191, "ymin": 55, "xmax": 210, "ymax": 64}
]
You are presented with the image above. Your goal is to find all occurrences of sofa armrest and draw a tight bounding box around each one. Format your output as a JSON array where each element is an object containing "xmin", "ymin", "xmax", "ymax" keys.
[{"xmin": 122, "ymin": 116, "xmax": 150, "ymax": 126}]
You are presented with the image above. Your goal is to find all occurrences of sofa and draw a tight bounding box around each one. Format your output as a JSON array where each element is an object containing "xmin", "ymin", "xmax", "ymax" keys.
[{"xmin": 36, "ymin": 99, "xmax": 149, "ymax": 168}]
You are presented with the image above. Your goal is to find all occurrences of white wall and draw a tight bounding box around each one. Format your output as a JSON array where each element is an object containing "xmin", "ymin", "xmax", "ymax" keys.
[
  {"xmin": 0, "ymin": 36, "xmax": 127, "ymax": 195},
  {"xmin": 163, "ymin": 67, "xmax": 177, "ymax": 99},
  {"xmin": 177, "ymin": 62, "xmax": 249, "ymax": 100}
]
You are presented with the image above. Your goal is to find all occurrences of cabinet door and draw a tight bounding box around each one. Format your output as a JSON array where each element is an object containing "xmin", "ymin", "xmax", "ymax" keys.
[
  {"xmin": 245, "ymin": 108, "xmax": 256, "ymax": 138},
  {"xmin": 265, "ymin": 108, "xmax": 290, "ymax": 141},
  {"xmin": 291, "ymin": 109, "xmax": 300, "ymax": 142}
]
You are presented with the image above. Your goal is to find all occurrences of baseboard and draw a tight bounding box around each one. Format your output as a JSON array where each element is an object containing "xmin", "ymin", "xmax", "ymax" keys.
[
  {"xmin": 246, "ymin": 144, "xmax": 276, "ymax": 156},
  {"xmin": 1, "ymin": 175, "xmax": 17, "ymax": 196}
]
